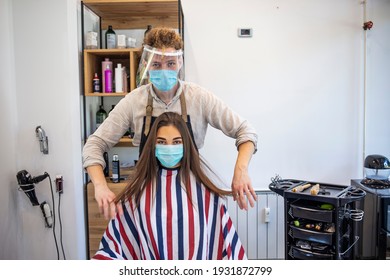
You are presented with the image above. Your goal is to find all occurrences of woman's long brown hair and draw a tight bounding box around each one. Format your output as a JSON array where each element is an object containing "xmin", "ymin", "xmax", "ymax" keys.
[{"xmin": 114, "ymin": 112, "xmax": 232, "ymax": 207}]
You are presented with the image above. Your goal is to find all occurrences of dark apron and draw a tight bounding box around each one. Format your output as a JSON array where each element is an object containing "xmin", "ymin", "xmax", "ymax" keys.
[{"xmin": 138, "ymin": 90, "xmax": 197, "ymax": 157}]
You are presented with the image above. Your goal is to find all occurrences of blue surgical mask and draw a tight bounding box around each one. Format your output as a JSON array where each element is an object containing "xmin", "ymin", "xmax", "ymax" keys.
[
  {"xmin": 149, "ymin": 70, "xmax": 178, "ymax": 92},
  {"xmin": 155, "ymin": 144, "xmax": 183, "ymax": 168}
]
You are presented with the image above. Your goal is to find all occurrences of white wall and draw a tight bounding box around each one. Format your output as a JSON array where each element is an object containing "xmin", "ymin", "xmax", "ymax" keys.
[
  {"xmin": 364, "ymin": 0, "xmax": 390, "ymax": 159},
  {"xmin": 0, "ymin": 0, "xmax": 86, "ymax": 260},
  {"xmin": 0, "ymin": 0, "xmax": 19, "ymax": 260},
  {"xmin": 181, "ymin": 0, "xmax": 390, "ymax": 189}
]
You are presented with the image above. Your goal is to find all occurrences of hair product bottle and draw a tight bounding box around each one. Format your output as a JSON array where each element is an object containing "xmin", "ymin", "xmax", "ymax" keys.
[
  {"xmin": 104, "ymin": 65, "xmax": 113, "ymax": 93},
  {"xmin": 103, "ymin": 152, "xmax": 109, "ymax": 177},
  {"xmin": 144, "ymin": 25, "xmax": 152, "ymax": 38},
  {"xmin": 112, "ymin": 154, "xmax": 120, "ymax": 183},
  {"xmin": 122, "ymin": 66, "xmax": 128, "ymax": 93},
  {"xmin": 105, "ymin": 25, "xmax": 116, "ymax": 49},
  {"xmin": 93, "ymin": 73, "xmax": 100, "ymax": 93},
  {"xmin": 115, "ymin": 63, "xmax": 123, "ymax": 93},
  {"xmin": 101, "ymin": 58, "xmax": 112, "ymax": 92},
  {"xmin": 117, "ymin": 34, "xmax": 126, "ymax": 49},
  {"xmin": 96, "ymin": 105, "xmax": 107, "ymax": 131},
  {"xmin": 109, "ymin": 104, "xmax": 115, "ymax": 115}
]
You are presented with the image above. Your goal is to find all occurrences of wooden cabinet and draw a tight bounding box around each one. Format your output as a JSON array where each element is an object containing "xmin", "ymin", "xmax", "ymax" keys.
[
  {"xmin": 83, "ymin": 48, "xmax": 140, "ymax": 147},
  {"xmin": 87, "ymin": 180, "xmax": 127, "ymax": 258},
  {"xmin": 83, "ymin": 48, "xmax": 142, "ymax": 95},
  {"xmin": 81, "ymin": 0, "xmax": 184, "ymax": 259},
  {"xmin": 82, "ymin": 0, "xmax": 181, "ymax": 30}
]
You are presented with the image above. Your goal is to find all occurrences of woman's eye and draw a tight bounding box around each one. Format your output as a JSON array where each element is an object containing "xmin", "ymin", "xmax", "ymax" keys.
[
  {"xmin": 173, "ymin": 140, "xmax": 182, "ymax": 145},
  {"xmin": 156, "ymin": 140, "xmax": 166, "ymax": 144}
]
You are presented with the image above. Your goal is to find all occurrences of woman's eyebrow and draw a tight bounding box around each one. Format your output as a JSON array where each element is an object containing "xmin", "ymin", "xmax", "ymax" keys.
[{"xmin": 156, "ymin": 136, "xmax": 182, "ymax": 140}]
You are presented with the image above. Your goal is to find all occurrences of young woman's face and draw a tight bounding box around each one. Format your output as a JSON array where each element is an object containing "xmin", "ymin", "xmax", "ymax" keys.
[
  {"xmin": 156, "ymin": 125, "xmax": 183, "ymax": 145},
  {"xmin": 155, "ymin": 125, "xmax": 184, "ymax": 168}
]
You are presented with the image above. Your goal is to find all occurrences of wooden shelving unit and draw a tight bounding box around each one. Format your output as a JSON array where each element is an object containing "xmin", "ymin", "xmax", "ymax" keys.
[
  {"xmin": 83, "ymin": 48, "xmax": 142, "ymax": 94},
  {"xmin": 82, "ymin": 0, "xmax": 180, "ymax": 30},
  {"xmin": 81, "ymin": 0, "xmax": 184, "ymax": 259}
]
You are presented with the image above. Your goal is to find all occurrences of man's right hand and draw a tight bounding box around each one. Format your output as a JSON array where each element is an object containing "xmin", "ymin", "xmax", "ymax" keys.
[
  {"xmin": 94, "ymin": 183, "xmax": 123, "ymax": 220},
  {"xmin": 87, "ymin": 165, "xmax": 124, "ymax": 220}
]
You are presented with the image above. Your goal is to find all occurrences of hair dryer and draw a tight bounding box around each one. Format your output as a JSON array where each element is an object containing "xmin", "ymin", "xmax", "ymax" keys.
[{"xmin": 16, "ymin": 170, "xmax": 49, "ymax": 206}]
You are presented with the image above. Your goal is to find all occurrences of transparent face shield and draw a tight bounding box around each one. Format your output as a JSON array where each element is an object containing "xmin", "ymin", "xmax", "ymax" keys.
[{"xmin": 136, "ymin": 45, "xmax": 184, "ymax": 88}]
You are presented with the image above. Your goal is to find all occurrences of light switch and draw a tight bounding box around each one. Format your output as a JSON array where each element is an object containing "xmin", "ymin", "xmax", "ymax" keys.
[{"xmin": 238, "ymin": 28, "xmax": 253, "ymax": 37}]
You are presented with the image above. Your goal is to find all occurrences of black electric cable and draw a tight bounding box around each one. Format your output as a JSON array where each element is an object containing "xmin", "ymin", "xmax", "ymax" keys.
[
  {"xmin": 47, "ymin": 174, "xmax": 60, "ymax": 260},
  {"xmin": 58, "ymin": 191, "xmax": 66, "ymax": 260}
]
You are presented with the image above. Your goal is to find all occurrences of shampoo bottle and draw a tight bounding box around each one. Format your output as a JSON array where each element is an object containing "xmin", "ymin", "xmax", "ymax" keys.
[
  {"xmin": 104, "ymin": 65, "xmax": 113, "ymax": 93},
  {"xmin": 93, "ymin": 73, "xmax": 100, "ymax": 93},
  {"xmin": 115, "ymin": 63, "xmax": 123, "ymax": 93},
  {"xmin": 112, "ymin": 154, "xmax": 120, "ymax": 183},
  {"xmin": 101, "ymin": 58, "xmax": 112, "ymax": 92},
  {"xmin": 105, "ymin": 25, "xmax": 116, "ymax": 49},
  {"xmin": 96, "ymin": 105, "xmax": 107, "ymax": 130},
  {"xmin": 122, "ymin": 66, "xmax": 128, "ymax": 93},
  {"xmin": 103, "ymin": 152, "xmax": 109, "ymax": 177}
]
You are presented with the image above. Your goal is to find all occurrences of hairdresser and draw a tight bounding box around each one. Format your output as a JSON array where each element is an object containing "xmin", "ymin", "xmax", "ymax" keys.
[{"xmin": 82, "ymin": 27, "xmax": 258, "ymax": 219}]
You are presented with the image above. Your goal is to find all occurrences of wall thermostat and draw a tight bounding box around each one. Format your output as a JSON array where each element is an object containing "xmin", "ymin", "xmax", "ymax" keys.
[{"xmin": 238, "ymin": 28, "xmax": 253, "ymax": 37}]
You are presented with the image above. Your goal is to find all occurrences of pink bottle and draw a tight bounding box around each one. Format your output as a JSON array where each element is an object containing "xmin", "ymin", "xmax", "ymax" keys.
[
  {"xmin": 101, "ymin": 58, "xmax": 112, "ymax": 92},
  {"xmin": 104, "ymin": 65, "xmax": 113, "ymax": 93}
]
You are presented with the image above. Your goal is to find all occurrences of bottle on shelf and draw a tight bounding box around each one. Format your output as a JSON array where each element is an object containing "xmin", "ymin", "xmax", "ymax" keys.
[
  {"xmin": 104, "ymin": 65, "xmax": 113, "ymax": 93},
  {"xmin": 122, "ymin": 66, "xmax": 129, "ymax": 93},
  {"xmin": 103, "ymin": 152, "xmax": 109, "ymax": 177},
  {"xmin": 85, "ymin": 31, "xmax": 98, "ymax": 49},
  {"xmin": 105, "ymin": 25, "xmax": 116, "ymax": 49},
  {"xmin": 117, "ymin": 34, "xmax": 126, "ymax": 49},
  {"xmin": 112, "ymin": 154, "xmax": 120, "ymax": 183},
  {"xmin": 96, "ymin": 105, "xmax": 107, "ymax": 131},
  {"xmin": 115, "ymin": 63, "xmax": 123, "ymax": 93},
  {"xmin": 109, "ymin": 104, "xmax": 115, "ymax": 115},
  {"xmin": 92, "ymin": 73, "xmax": 100, "ymax": 93},
  {"xmin": 101, "ymin": 58, "xmax": 112, "ymax": 92},
  {"xmin": 144, "ymin": 25, "xmax": 152, "ymax": 38}
]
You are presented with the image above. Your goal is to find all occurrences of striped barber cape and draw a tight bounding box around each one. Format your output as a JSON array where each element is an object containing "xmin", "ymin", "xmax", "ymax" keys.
[{"xmin": 93, "ymin": 167, "xmax": 246, "ymax": 260}]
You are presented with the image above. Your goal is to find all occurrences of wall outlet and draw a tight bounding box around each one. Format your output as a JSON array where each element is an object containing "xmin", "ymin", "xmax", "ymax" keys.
[
  {"xmin": 55, "ymin": 175, "xmax": 63, "ymax": 193},
  {"xmin": 264, "ymin": 207, "xmax": 270, "ymax": 223}
]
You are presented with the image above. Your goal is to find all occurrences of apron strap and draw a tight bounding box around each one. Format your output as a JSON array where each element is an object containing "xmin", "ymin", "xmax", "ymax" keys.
[
  {"xmin": 180, "ymin": 92, "xmax": 188, "ymax": 123},
  {"xmin": 144, "ymin": 92, "xmax": 153, "ymax": 137}
]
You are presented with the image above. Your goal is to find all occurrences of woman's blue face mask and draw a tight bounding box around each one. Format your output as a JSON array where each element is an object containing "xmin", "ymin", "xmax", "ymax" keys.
[
  {"xmin": 155, "ymin": 144, "xmax": 183, "ymax": 168},
  {"xmin": 149, "ymin": 70, "xmax": 178, "ymax": 92}
]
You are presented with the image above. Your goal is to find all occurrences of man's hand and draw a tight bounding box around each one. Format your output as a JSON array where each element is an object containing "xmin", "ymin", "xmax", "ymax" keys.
[
  {"xmin": 231, "ymin": 165, "xmax": 257, "ymax": 210},
  {"xmin": 232, "ymin": 141, "xmax": 257, "ymax": 210},
  {"xmin": 87, "ymin": 165, "xmax": 124, "ymax": 220},
  {"xmin": 95, "ymin": 183, "xmax": 124, "ymax": 220}
]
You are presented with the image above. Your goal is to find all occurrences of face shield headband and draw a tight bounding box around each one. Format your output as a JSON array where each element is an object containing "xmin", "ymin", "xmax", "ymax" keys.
[{"xmin": 136, "ymin": 45, "xmax": 184, "ymax": 87}]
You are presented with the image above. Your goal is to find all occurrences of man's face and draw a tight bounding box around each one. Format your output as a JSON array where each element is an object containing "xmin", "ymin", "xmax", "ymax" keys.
[{"xmin": 149, "ymin": 47, "xmax": 182, "ymax": 71}]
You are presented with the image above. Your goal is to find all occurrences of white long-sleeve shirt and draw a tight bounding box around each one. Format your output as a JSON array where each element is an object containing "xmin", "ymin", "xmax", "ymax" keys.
[{"xmin": 83, "ymin": 81, "xmax": 258, "ymax": 169}]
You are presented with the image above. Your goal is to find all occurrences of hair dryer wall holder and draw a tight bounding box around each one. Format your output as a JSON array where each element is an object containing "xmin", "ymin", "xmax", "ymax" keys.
[{"xmin": 36, "ymin": 125, "xmax": 49, "ymax": 154}]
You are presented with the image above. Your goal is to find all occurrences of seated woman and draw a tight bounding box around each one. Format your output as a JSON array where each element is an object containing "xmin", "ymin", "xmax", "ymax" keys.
[{"xmin": 93, "ymin": 112, "xmax": 246, "ymax": 260}]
